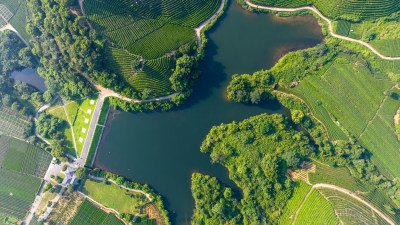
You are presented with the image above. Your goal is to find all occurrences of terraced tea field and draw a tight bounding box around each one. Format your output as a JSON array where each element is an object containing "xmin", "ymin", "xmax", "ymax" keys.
[
  {"xmin": 249, "ymin": 0, "xmax": 400, "ymax": 20},
  {"xmin": 106, "ymin": 46, "xmax": 175, "ymax": 97},
  {"xmin": 294, "ymin": 189, "xmax": 338, "ymax": 225},
  {"xmin": 358, "ymin": 88, "xmax": 400, "ymax": 179},
  {"xmin": 279, "ymin": 182, "xmax": 311, "ymax": 225},
  {"xmin": 83, "ymin": 0, "xmax": 222, "ymax": 58},
  {"xmin": 319, "ymin": 188, "xmax": 389, "ymax": 224}
]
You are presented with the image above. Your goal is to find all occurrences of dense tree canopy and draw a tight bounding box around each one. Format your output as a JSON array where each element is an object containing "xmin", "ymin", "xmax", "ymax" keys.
[
  {"xmin": 227, "ymin": 41, "xmax": 340, "ymax": 103},
  {"xmin": 196, "ymin": 114, "xmax": 313, "ymax": 224}
]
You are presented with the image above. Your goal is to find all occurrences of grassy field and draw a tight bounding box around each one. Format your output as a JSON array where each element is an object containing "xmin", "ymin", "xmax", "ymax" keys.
[
  {"xmin": 47, "ymin": 105, "xmax": 76, "ymax": 157},
  {"xmin": 0, "ymin": 137, "xmax": 51, "ymax": 178},
  {"xmin": 69, "ymin": 199, "xmax": 124, "ymax": 225},
  {"xmin": 81, "ymin": 178, "xmax": 149, "ymax": 215},
  {"xmin": 65, "ymin": 96, "xmax": 98, "ymax": 157},
  {"xmin": 294, "ymin": 189, "xmax": 338, "ymax": 225},
  {"xmin": 279, "ymin": 181, "xmax": 311, "ymax": 225},
  {"xmin": 0, "ymin": 168, "xmax": 42, "ymax": 220},
  {"xmin": 98, "ymin": 97, "xmax": 110, "ymax": 125},
  {"xmin": 106, "ymin": 46, "xmax": 176, "ymax": 97},
  {"xmin": 318, "ymin": 188, "xmax": 388, "ymax": 224},
  {"xmin": 83, "ymin": 0, "xmax": 221, "ymax": 58},
  {"xmin": 85, "ymin": 125, "xmax": 102, "ymax": 167},
  {"xmin": 0, "ymin": 106, "xmax": 30, "ymax": 139}
]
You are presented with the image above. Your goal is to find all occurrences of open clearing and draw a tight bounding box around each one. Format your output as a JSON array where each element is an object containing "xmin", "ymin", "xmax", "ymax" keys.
[{"xmin": 81, "ymin": 178, "xmax": 150, "ymax": 215}]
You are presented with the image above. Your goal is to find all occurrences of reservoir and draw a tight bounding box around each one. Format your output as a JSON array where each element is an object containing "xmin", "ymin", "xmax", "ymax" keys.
[{"xmin": 94, "ymin": 1, "xmax": 323, "ymax": 224}]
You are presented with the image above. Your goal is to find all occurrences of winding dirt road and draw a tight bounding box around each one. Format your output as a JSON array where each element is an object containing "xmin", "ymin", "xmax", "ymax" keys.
[
  {"xmin": 292, "ymin": 183, "xmax": 395, "ymax": 225},
  {"xmin": 244, "ymin": 0, "xmax": 400, "ymax": 60},
  {"xmin": 194, "ymin": 0, "xmax": 226, "ymax": 46}
]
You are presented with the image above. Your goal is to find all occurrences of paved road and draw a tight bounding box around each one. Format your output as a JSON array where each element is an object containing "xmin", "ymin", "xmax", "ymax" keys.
[
  {"xmin": 244, "ymin": 0, "xmax": 400, "ymax": 60},
  {"xmin": 76, "ymin": 94, "xmax": 105, "ymax": 166}
]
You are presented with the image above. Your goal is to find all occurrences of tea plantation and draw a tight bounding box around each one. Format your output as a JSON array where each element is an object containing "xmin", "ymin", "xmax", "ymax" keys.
[
  {"xmin": 0, "ymin": 136, "xmax": 50, "ymax": 222},
  {"xmin": 83, "ymin": 0, "xmax": 223, "ymax": 58},
  {"xmin": 249, "ymin": 0, "xmax": 400, "ymax": 20}
]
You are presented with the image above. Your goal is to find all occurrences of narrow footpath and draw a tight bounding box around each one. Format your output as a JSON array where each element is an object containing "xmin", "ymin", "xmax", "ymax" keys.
[{"xmin": 244, "ymin": 0, "xmax": 400, "ymax": 60}]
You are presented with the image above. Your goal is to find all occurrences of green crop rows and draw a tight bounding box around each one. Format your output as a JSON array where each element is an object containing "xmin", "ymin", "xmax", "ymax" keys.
[
  {"xmin": 107, "ymin": 46, "xmax": 175, "ymax": 97},
  {"xmin": 0, "ymin": 0, "xmax": 30, "ymax": 40},
  {"xmin": 0, "ymin": 106, "xmax": 30, "ymax": 139},
  {"xmin": 292, "ymin": 56, "xmax": 392, "ymax": 140},
  {"xmin": 319, "ymin": 188, "xmax": 385, "ymax": 224},
  {"xmin": 70, "ymin": 200, "xmax": 124, "ymax": 225},
  {"xmin": 358, "ymin": 89, "xmax": 400, "ymax": 179},
  {"xmin": 0, "ymin": 135, "xmax": 9, "ymax": 166},
  {"xmin": 335, "ymin": 20, "xmax": 351, "ymax": 36},
  {"xmin": 370, "ymin": 39, "xmax": 400, "ymax": 57},
  {"xmin": 126, "ymin": 23, "xmax": 195, "ymax": 59},
  {"xmin": 249, "ymin": 0, "xmax": 312, "ymax": 7},
  {"xmin": 0, "ymin": 137, "xmax": 51, "ymax": 178},
  {"xmin": 0, "ymin": 168, "xmax": 42, "ymax": 219},
  {"xmin": 294, "ymin": 189, "xmax": 338, "ymax": 225},
  {"xmin": 133, "ymin": 218, "xmax": 156, "ymax": 225},
  {"xmin": 249, "ymin": 0, "xmax": 400, "ymax": 20},
  {"xmin": 128, "ymin": 56, "xmax": 175, "ymax": 96},
  {"xmin": 309, "ymin": 161, "xmax": 368, "ymax": 192},
  {"xmin": 84, "ymin": 0, "xmax": 221, "ymax": 58},
  {"xmin": 279, "ymin": 181, "xmax": 311, "ymax": 225}
]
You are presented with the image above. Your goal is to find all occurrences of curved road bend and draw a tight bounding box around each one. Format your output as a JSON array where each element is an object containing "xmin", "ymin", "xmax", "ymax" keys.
[
  {"xmin": 292, "ymin": 183, "xmax": 395, "ymax": 225},
  {"xmin": 244, "ymin": 0, "xmax": 400, "ymax": 60}
]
